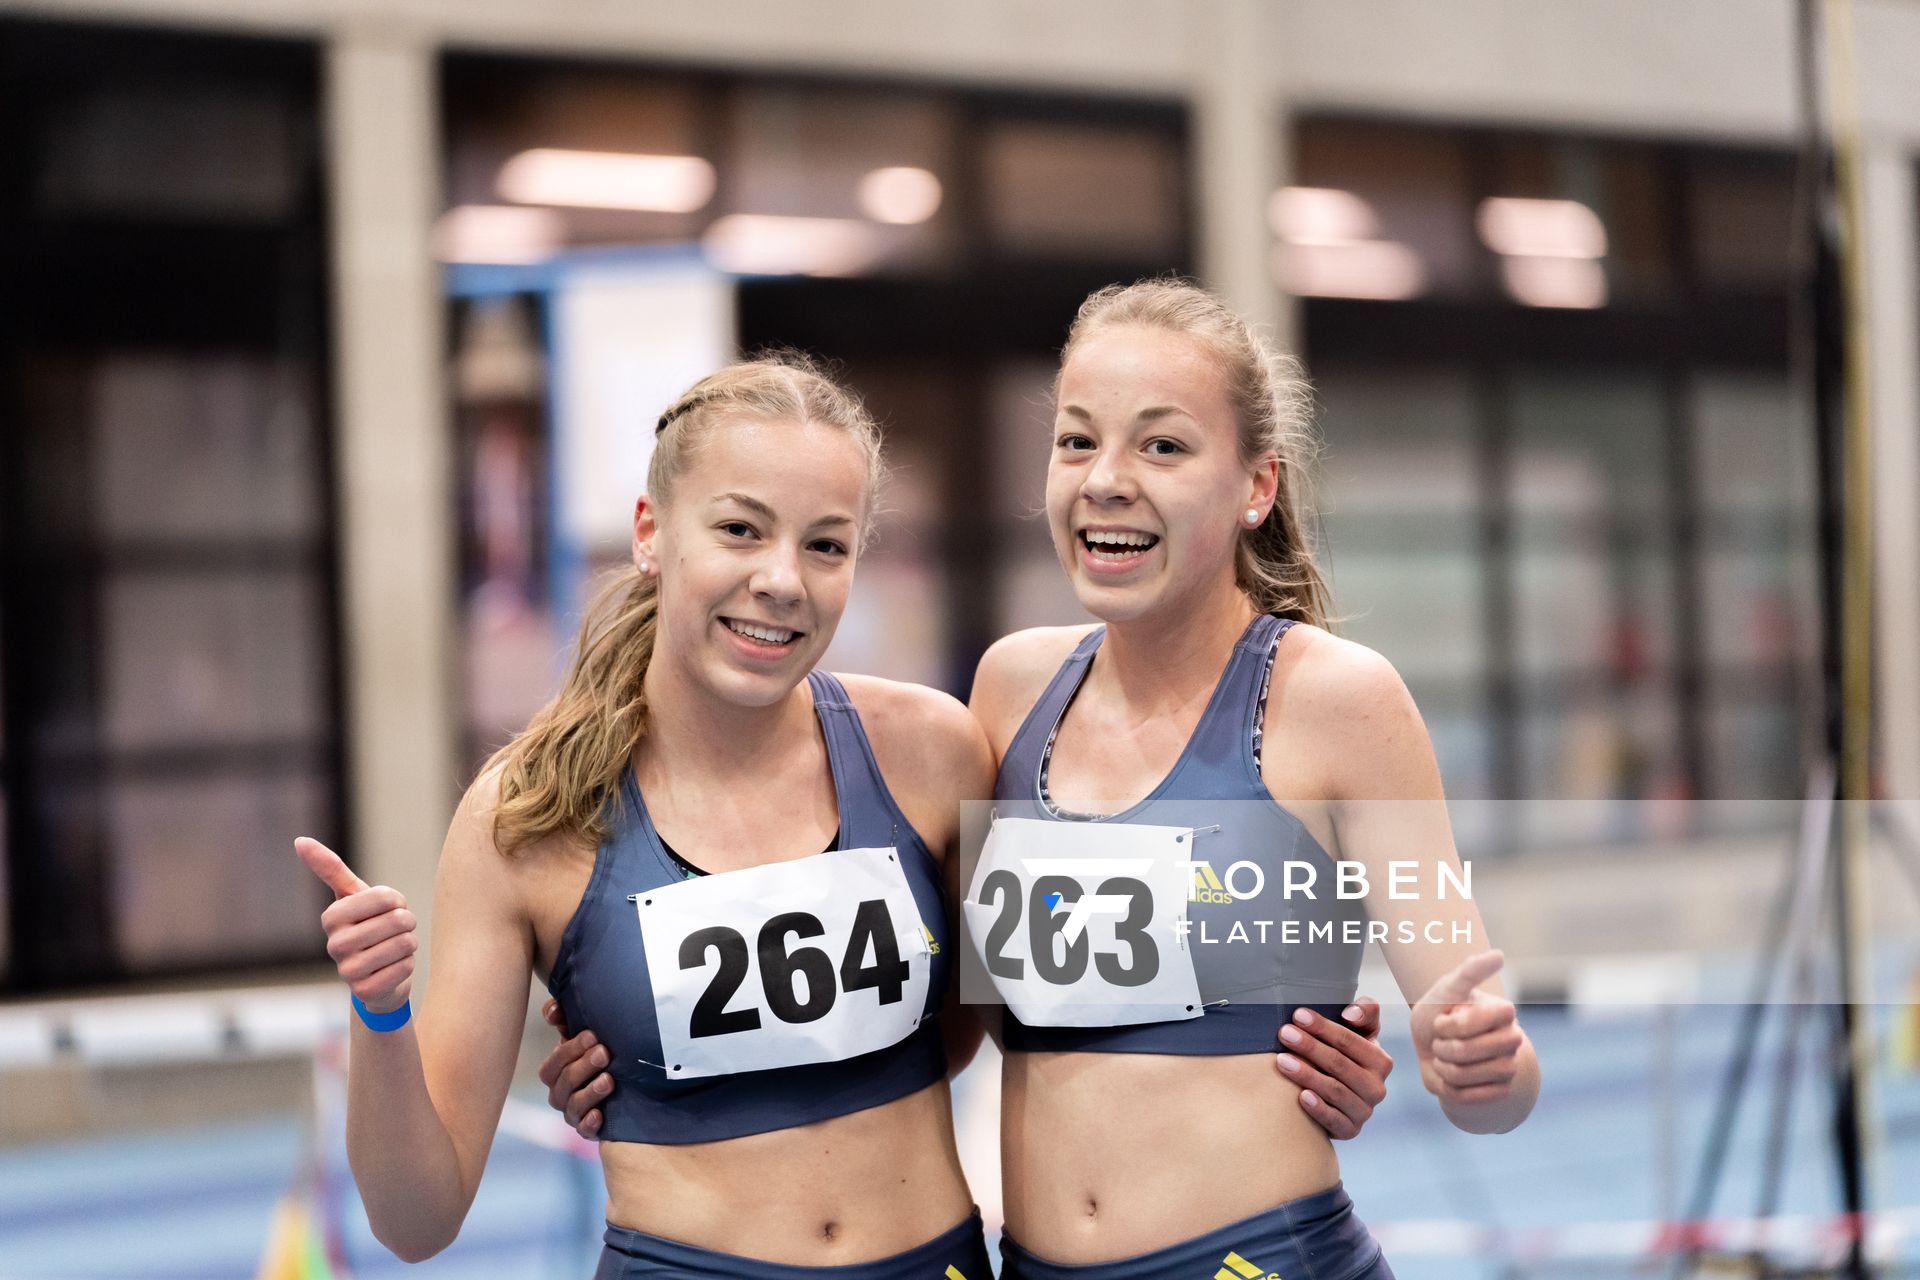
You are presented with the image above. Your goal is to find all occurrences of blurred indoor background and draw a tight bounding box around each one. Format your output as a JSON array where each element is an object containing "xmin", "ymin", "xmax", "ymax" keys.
[{"xmin": 1, "ymin": 1, "xmax": 1918, "ymax": 1276}]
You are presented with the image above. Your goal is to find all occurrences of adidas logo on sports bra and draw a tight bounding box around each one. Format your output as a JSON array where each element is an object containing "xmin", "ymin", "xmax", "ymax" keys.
[{"xmin": 1188, "ymin": 861, "xmax": 1243, "ymax": 905}]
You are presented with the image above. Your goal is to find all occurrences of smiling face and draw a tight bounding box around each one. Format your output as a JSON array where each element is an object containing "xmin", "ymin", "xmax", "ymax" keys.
[
  {"xmin": 1047, "ymin": 323, "xmax": 1278, "ymax": 624},
  {"xmin": 636, "ymin": 415, "xmax": 868, "ymax": 707}
]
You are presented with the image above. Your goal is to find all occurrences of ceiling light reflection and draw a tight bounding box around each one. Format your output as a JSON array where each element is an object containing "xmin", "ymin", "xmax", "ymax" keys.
[
  {"xmin": 1268, "ymin": 186, "xmax": 1381, "ymax": 246},
  {"xmin": 858, "ymin": 166, "xmax": 943, "ymax": 225},
  {"xmin": 1476, "ymin": 197, "xmax": 1607, "ymax": 259},
  {"xmin": 497, "ymin": 149, "xmax": 715, "ymax": 213},
  {"xmin": 702, "ymin": 214, "xmax": 885, "ymax": 277},
  {"xmin": 1500, "ymin": 255, "xmax": 1608, "ymax": 309},
  {"xmin": 1273, "ymin": 241, "xmax": 1426, "ymax": 301},
  {"xmin": 434, "ymin": 204, "xmax": 564, "ymax": 264}
]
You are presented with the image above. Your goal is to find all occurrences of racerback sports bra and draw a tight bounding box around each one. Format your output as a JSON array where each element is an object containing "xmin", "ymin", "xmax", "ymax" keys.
[
  {"xmin": 547, "ymin": 670, "xmax": 951, "ymax": 1143},
  {"xmin": 991, "ymin": 613, "xmax": 1363, "ymax": 1054}
]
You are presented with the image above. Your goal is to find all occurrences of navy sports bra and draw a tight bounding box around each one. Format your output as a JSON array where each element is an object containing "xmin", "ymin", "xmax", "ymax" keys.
[
  {"xmin": 546, "ymin": 670, "xmax": 951, "ymax": 1144},
  {"xmin": 992, "ymin": 613, "xmax": 1363, "ymax": 1054}
]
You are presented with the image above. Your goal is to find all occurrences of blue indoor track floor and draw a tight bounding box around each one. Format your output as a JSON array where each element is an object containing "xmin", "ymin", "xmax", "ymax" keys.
[{"xmin": 3, "ymin": 1003, "xmax": 1917, "ymax": 1279}]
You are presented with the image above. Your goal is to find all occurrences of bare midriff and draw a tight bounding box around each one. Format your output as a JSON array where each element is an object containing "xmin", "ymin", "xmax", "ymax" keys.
[
  {"xmin": 599, "ymin": 1079, "xmax": 973, "ymax": 1264},
  {"xmin": 1001, "ymin": 1049, "xmax": 1340, "ymax": 1262}
]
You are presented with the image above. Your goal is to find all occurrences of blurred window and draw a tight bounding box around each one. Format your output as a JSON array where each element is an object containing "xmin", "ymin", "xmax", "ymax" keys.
[
  {"xmin": 1687, "ymin": 154, "xmax": 1799, "ymax": 290},
  {"xmin": 980, "ymin": 118, "xmax": 1184, "ymax": 262},
  {"xmin": 1297, "ymin": 117, "xmax": 1808, "ymax": 849},
  {"xmin": 0, "ymin": 21, "xmax": 338, "ymax": 993},
  {"xmin": 1315, "ymin": 365, "xmax": 1486, "ymax": 692}
]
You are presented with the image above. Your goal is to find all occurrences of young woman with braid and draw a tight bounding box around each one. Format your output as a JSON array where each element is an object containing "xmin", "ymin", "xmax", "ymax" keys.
[{"xmin": 296, "ymin": 355, "xmax": 998, "ymax": 1276}]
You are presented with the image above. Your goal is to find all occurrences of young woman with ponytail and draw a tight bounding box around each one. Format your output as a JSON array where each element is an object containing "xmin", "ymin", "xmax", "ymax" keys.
[
  {"xmin": 963, "ymin": 280, "xmax": 1539, "ymax": 1277},
  {"xmin": 295, "ymin": 354, "xmax": 999, "ymax": 1276}
]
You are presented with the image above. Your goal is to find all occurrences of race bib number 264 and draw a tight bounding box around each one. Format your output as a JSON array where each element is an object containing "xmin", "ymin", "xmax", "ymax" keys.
[{"xmin": 638, "ymin": 847, "xmax": 931, "ymax": 1078}]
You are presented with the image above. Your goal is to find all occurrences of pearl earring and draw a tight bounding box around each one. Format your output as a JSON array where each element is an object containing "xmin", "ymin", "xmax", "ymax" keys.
[{"xmin": 1245, "ymin": 508, "xmax": 1261, "ymax": 526}]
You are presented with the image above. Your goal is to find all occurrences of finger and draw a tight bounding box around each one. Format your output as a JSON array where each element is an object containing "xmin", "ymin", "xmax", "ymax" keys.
[
  {"xmin": 1340, "ymin": 995, "xmax": 1383, "ymax": 1041},
  {"xmin": 1420, "ymin": 949, "xmax": 1504, "ymax": 1008},
  {"xmin": 347, "ymin": 959, "xmax": 412, "ymax": 1007},
  {"xmin": 324, "ymin": 908, "xmax": 416, "ymax": 961},
  {"xmin": 338, "ymin": 931, "xmax": 418, "ymax": 983},
  {"xmin": 1276, "ymin": 1053, "xmax": 1369, "ymax": 1137},
  {"xmin": 1283, "ymin": 1010, "xmax": 1393, "ymax": 1096},
  {"xmin": 321, "ymin": 887, "xmax": 407, "ymax": 931},
  {"xmin": 1278, "ymin": 1023, "xmax": 1389, "ymax": 1105},
  {"xmin": 537, "ymin": 1030, "xmax": 597, "ymax": 1090},
  {"xmin": 575, "ymin": 1105, "xmax": 604, "ymax": 1140},
  {"xmin": 1443, "ymin": 1080, "xmax": 1514, "ymax": 1106},
  {"xmin": 1305, "ymin": 1097, "xmax": 1357, "ymax": 1139},
  {"xmin": 560, "ymin": 1043, "xmax": 610, "ymax": 1110},
  {"xmin": 542, "ymin": 999, "xmax": 571, "ymax": 1032},
  {"xmin": 295, "ymin": 837, "xmax": 370, "ymax": 899},
  {"xmin": 1433, "ymin": 997, "xmax": 1516, "ymax": 1041},
  {"xmin": 565, "ymin": 1071, "xmax": 615, "ymax": 1128},
  {"xmin": 1433, "ymin": 1055, "xmax": 1518, "ymax": 1090},
  {"xmin": 546, "ymin": 1036, "xmax": 605, "ymax": 1111},
  {"xmin": 1289, "ymin": 1074, "xmax": 1357, "ymax": 1139},
  {"xmin": 1297, "ymin": 1088, "xmax": 1355, "ymax": 1136},
  {"xmin": 1434, "ymin": 1025, "xmax": 1524, "ymax": 1067}
]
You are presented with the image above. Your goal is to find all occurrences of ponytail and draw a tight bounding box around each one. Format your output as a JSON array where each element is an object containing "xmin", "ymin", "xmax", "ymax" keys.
[{"xmin": 485, "ymin": 566, "xmax": 659, "ymax": 856}]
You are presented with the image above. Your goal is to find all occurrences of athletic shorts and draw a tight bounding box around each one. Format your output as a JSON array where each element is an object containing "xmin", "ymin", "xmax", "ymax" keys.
[
  {"xmin": 999, "ymin": 1183, "xmax": 1393, "ymax": 1280},
  {"xmin": 593, "ymin": 1210, "xmax": 992, "ymax": 1279}
]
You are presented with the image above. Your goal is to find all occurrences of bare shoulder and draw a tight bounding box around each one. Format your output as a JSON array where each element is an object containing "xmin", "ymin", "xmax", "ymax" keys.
[
  {"xmin": 446, "ymin": 761, "xmax": 588, "ymax": 895},
  {"xmin": 1268, "ymin": 624, "xmax": 1440, "ymax": 801},
  {"xmin": 443, "ymin": 763, "xmax": 510, "ymax": 870},
  {"xmin": 968, "ymin": 624, "xmax": 1099, "ymax": 755},
  {"xmin": 832, "ymin": 673, "xmax": 995, "ymax": 844},
  {"xmin": 1271, "ymin": 623, "xmax": 1409, "ymax": 716}
]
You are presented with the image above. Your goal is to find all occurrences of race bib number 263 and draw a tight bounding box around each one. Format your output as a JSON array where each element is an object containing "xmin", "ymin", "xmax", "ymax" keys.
[{"xmin": 962, "ymin": 818, "xmax": 1201, "ymax": 1029}]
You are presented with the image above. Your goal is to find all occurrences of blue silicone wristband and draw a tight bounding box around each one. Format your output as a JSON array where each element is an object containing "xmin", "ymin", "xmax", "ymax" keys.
[{"xmin": 351, "ymin": 993, "xmax": 412, "ymax": 1032}]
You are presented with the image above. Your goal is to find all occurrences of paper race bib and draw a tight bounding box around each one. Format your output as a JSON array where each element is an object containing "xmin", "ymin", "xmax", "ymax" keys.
[
  {"xmin": 637, "ymin": 846, "xmax": 931, "ymax": 1079},
  {"xmin": 962, "ymin": 817, "xmax": 1201, "ymax": 1028}
]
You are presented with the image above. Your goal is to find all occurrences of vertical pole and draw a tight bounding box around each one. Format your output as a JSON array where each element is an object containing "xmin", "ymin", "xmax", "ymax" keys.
[
  {"xmin": 1191, "ymin": 0, "xmax": 1290, "ymax": 352},
  {"xmin": 323, "ymin": 30, "xmax": 457, "ymax": 935}
]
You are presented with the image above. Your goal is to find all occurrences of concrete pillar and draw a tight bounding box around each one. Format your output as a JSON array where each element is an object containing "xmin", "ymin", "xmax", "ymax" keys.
[
  {"xmin": 1863, "ymin": 147, "xmax": 1920, "ymax": 811},
  {"xmin": 323, "ymin": 30, "xmax": 457, "ymax": 918},
  {"xmin": 1190, "ymin": 0, "xmax": 1292, "ymax": 353}
]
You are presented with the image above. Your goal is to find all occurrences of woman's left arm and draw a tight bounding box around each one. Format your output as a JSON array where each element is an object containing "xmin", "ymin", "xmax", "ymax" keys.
[{"xmin": 1304, "ymin": 637, "xmax": 1540, "ymax": 1135}]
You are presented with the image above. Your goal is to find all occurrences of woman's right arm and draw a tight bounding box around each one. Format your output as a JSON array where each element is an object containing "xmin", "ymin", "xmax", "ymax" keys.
[{"xmin": 296, "ymin": 769, "xmax": 535, "ymax": 1261}]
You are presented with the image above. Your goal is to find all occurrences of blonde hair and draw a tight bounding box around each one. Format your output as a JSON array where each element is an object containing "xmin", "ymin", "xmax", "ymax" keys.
[
  {"xmin": 484, "ymin": 351, "xmax": 884, "ymax": 857},
  {"xmin": 1058, "ymin": 279, "xmax": 1334, "ymax": 627}
]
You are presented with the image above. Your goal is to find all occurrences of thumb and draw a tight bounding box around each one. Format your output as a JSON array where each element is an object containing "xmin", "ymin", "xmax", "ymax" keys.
[
  {"xmin": 1420, "ymin": 949, "xmax": 1504, "ymax": 1008},
  {"xmin": 294, "ymin": 836, "xmax": 370, "ymax": 900}
]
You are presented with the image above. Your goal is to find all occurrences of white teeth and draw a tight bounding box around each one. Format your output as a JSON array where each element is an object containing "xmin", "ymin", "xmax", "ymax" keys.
[
  {"xmin": 1083, "ymin": 530, "xmax": 1157, "ymax": 548},
  {"xmin": 724, "ymin": 619, "xmax": 797, "ymax": 644}
]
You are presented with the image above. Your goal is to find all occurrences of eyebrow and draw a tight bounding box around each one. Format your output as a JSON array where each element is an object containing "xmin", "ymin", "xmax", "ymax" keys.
[
  {"xmin": 713, "ymin": 491, "xmax": 856, "ymax": 529},
  {"xmin": 1059, "ymin": 404, "xmax": 1190, "ymax": 424}
]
